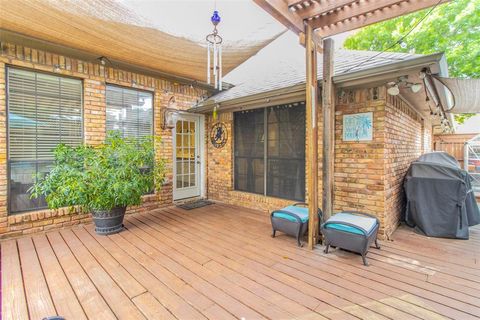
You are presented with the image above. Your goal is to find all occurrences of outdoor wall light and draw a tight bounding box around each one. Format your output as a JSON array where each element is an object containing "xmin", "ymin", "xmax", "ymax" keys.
[
  {"xmin": 387, "ymin": 76, "xmax": 422, "ymax": 96},
  {"xmin": 98, "ymin": 56, "xmax": 107, "ymax": 65},
  {"xmin": 410, "ymin": 83, "xmax": 423, "ymax": 93},
  {"xmin": 387, "ymin": 83, "xmax": 400, "ymax": 96},
  {"xmin": 162, "ymin": 108, "xmax": 178, "ymax": 130},
  {"xmin": 161, "ymin": 96, "xmax": 178, "ymax": 130}
]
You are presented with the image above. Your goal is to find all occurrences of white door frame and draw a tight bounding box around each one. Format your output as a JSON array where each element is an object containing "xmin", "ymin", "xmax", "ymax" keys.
[{"xmin": 172, "ymin": 112, "xmax": 205, "ymax": 200}]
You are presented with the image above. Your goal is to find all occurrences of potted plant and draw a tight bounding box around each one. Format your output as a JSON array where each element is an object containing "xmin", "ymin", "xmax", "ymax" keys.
[{"xmin": 30, "ymin": 131, "xmax": 165, "ymax": 235}]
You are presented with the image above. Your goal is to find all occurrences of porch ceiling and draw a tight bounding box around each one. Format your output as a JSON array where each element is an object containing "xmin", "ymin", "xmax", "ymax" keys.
[{"xmin": 0, "ymin": 0, "xmax": 285, "ymax": 83}]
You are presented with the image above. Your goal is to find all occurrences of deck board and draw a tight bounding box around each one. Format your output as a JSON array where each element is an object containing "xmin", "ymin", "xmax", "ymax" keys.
[
  {"xmin": 59, "ymin": 229, "xmax": 145, "ymax": 320},
  {"xmin": 47, "ymin": 231, "xmax": 117, "ymax": 320},
  {"xmin": 1, "ymin": 203, "xmax": 479, "ymax": 320},
  {"xmin": 32, "ymin": 235, "xmax": 87, "ymax": 320},
  {"xmin": 83, "ymin": 227, "xmax": 210, "ymax": 320},
  {"xmin": 1, "ymin": 240, "xmax": 29, "ymax": 320},
  {"xmin": 17, "ymin": 237, "xmax": 57, "ymax": 320}
]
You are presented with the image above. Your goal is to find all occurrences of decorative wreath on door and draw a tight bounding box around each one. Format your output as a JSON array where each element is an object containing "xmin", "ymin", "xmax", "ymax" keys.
[{"xmin": 210, "ymin": 122, "xmax": 228, "ymax": 148}]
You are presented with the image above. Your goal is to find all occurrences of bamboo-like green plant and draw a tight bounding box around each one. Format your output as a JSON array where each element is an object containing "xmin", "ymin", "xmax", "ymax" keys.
[{"xmin": 30, "ymin": 131, "xmax": 165, "ymax": 212}]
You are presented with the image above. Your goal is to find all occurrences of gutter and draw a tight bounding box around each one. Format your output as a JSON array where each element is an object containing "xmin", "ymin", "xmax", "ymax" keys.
[
  {"xmin": 332, "ymin": 52, "xmax": 445, "ymax": 87},
  {"xmin": 191, "ymin": 83, "xmax": 307, "ymax": 113},
  {"xmin": 191, "ymin": 52, "xmax": 446, "ymax": 113}
]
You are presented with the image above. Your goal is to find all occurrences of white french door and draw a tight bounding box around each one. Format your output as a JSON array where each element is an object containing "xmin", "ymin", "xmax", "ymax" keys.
[{"xmin": 173, "ymin": 114, "xmax": 202, "ymax": 200}]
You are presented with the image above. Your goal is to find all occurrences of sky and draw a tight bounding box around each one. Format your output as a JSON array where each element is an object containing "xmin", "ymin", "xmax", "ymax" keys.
[
  {"xmin": 120, "ymin": 0, "xmax": 352, "ymax": 47},
  {"xmin": 121, "ymin": 0, "xmax": 285, "ymax": 46},
  {"xmin": 455, "ymin": 115, "xmax": 480, "ymax": 134}
]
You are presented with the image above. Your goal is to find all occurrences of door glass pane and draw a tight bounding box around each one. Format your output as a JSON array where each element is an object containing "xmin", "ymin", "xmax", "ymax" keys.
[
  {"xmin": 176, "ymin": 175, "xmax": 183, "ymax": 189},
  {"xmin": 176, "ymin": 120, "xmax": 197, "ymax": 190},
  {"xmin": 176, "ymin": 161, "xmax": 183, "ymax": 175}
]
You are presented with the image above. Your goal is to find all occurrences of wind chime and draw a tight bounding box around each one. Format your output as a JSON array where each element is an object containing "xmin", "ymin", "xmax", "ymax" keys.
[{"xmin": 206, "ymin": 9, "xmax": 223, "ymax": 91}]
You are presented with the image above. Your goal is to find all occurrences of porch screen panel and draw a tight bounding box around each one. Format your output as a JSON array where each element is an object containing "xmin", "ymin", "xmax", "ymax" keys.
[
  {"xmin": 234, "ymin": 102, "xmax": 305, "ymax": 201},
  {"xmin": 7, "ymin": 68, "xmax": 83, "ymax": 213},
  {"xmin": 234, "ymin": 109, "xmax": 265, "ymax": 194},
  {"xmin": 266, "ymin": 104, "xmax": 305, "ymax": 201},
  {"xmin": 106, "ymin": 85, "xmax": 153, "ymax": 140}
]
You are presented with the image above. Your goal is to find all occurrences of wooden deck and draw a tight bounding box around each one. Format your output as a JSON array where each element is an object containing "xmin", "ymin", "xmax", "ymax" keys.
[{"xmin": 2, "ymin": 203, "xmax": 480, "ymax": 320}]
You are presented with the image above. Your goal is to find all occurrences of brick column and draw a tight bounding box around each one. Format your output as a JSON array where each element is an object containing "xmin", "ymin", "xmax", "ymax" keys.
[
  {"xmin": 84, "ymin": 79, "xmax": 106, "ymax": 145},
  {"xmin": 156, "ymin": 91, "xmax": 174, "ymax": 206}
]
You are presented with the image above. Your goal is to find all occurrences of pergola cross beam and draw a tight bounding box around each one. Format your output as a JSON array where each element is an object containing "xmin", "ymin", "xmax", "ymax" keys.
[
  {"xmin": 253, "ymin": 0, "xmax": 304, "ymax": 34},
  {"xmin": 313, "ymin": 0, "xmax": 450, "ymax": 37},
  {"xmin": 294, "ymin": 0, "xmax": 360, "ymax": 20},
  {"xmin": 256, "ymin": 0, "xmax": 450, "ymax": 38}
]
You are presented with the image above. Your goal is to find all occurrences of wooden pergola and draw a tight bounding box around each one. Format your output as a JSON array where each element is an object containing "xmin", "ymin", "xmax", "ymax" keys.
[{"xmin": 253, "ymin": 0, "xmax": 449, "ymax": 249}]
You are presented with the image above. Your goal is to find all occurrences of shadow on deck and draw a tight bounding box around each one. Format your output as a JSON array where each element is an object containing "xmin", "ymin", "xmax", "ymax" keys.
[{"xmin": 2, "ymin": 203, "xmax": 480, "ymax": 320}]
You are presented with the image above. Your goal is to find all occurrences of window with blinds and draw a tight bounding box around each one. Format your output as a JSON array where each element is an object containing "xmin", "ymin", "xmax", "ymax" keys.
[
  {"xmin": 7, "ymin": 68, "xmax": 83, "ymax": 213},
  {"xmin": 106, "ymin": 85, "xmax": 153, "ymax": 140},
  {"xmin": 234, "ymin": 102, "xmax": 306, "ymax": 201}
]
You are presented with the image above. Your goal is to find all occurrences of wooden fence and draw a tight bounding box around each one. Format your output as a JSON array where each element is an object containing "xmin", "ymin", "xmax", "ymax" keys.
[{"xmin": 433, "ymin": 134, "xmax": 477, "ymax": 168}]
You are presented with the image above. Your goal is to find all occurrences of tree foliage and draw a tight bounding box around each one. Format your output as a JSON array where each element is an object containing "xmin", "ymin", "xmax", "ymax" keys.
[
  {"xmin": 344, "ymin": 0, "xmax": 479, "ymax": 123},
  {"xmin": 344, "ymin": 0, "xmax": 480, "ymax": 78}
]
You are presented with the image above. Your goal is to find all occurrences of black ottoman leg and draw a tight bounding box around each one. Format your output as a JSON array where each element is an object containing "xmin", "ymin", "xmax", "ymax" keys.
[
  {"xmin": 296, "ymin": 224, "xmax": 303, "ymax": 247},
  {"xmin": 272, "ymin": 229, "xmax": 276, "ymax": 238},
  {"xmin": 375, "ymin": 239, "xmax": 380, "ymax": 249},
  {"xmin": 324, "ymin": 243, "xmax": 330, "ymax": 254},
  {"xmin": 297, "ymin": 236, "xmax": 303, "ymax": 247},
  {"xmin": 362, "ymin": 254, "xmax": 369, "ymax": 266}
]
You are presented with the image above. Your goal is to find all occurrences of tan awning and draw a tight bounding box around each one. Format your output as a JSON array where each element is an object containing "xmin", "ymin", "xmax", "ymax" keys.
[
  {"xmin": 0, "ymin": 0, "xmax": 285, "ymax": 82},
  {"xmin": 434, "ymin": 76, "xmax": 480, "ymax": 114}
]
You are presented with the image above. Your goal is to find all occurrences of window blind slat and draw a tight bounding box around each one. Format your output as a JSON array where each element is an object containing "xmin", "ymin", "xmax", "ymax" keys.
[{"xmin": 106, "ymin": 85, "xmax": 153, "ymax": 140}]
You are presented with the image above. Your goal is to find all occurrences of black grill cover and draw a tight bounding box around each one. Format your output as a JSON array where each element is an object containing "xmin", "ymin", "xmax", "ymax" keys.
[{"xmin": 404, "ymin": 152, "xmax": 480, "ymax": 239}]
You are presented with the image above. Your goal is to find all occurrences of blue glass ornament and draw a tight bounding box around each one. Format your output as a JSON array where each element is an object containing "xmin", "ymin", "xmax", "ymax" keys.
[{"xmin": 211, "ymin": 10, "xmax": 221, "ymax": 26}]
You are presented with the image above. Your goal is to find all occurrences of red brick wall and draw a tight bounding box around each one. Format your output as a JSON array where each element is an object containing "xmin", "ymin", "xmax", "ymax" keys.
[
  {"xmin": 383, "ymin": 94, "xmax": 432, "ymax": 238},
  {"xmin": 334, "ymin": 87, "xmax": 387, "ymax": 235},
  {"xmin": 0, "ymin": 41, "xmax": 206, "ymax": 238}
]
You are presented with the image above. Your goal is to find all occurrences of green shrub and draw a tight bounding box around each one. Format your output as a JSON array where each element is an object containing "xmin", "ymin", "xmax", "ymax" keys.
[{"xmin": 30, "ymin": 131, "xmax": 165, "ymax": 212}]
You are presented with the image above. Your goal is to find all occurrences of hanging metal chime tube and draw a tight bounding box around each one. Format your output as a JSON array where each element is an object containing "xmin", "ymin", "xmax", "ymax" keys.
[
  {"xmin": 213, "ymin": 41, "xmax": 218, "ymax": 89},
  {"xmin": 207, "ymin": 42, "xmax": 211, "ymax": 85},
  {"xmin": 219, "ymin": 44, "xmax": 222, "ymax": 91}
]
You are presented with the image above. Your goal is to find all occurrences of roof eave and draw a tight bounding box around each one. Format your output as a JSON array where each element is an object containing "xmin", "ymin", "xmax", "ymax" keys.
[{"xmin": 191, "ymin": 52, "xmax": 446, "ymax": 113}]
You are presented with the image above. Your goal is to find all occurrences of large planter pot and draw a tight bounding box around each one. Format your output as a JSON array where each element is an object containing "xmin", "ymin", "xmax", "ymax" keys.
[{"xmin": 91, "ymin": 207, "xmax": 126, "ymax": 235}]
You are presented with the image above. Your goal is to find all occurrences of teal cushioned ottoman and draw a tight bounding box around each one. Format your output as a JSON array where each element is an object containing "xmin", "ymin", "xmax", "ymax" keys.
[
  {"xmin": 270, "ymin": 203, "xmax": 322, "ymax": 247},
  {"xmin": 321, "ymin": 211, "xmax": 380, "ymax": 265}
]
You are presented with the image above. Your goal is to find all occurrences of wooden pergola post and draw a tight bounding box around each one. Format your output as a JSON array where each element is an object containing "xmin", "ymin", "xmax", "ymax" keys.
[
  {"xmin": 322, "ymin": 38, "xmax": 334, "ymax": 222},
  {"xmin": 305, "ymin": 24, "xmax": 319, "ymax": 249}
]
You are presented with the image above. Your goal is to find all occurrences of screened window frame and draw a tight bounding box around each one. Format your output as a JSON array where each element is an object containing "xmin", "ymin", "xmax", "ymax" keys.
[
  {"xmin": 105, "ymin": 83, "xmax": 155, "ymax": 139},
  {"xmin": 6, "ymin": 66, "xmax": 84, "ymax": 214},
  {"xmin": 233, "ymin": 108, "xmax": 266, "ymax": 196},
  {"xmin": 233, "ymin": 102, "xmax": 306, "ymax": 202}
]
